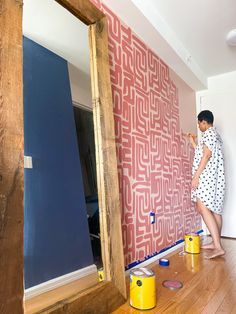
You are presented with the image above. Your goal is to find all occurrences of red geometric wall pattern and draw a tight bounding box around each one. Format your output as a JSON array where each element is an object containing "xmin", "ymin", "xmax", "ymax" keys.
[{"xmin": 90, "ymin": 0, "xmax": 202, "ymax": 267}]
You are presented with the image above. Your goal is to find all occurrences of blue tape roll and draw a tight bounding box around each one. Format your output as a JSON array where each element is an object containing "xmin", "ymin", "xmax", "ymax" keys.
[{"xmin": 159, "ymin": 258, "xmax": 170, "ymax": 267}]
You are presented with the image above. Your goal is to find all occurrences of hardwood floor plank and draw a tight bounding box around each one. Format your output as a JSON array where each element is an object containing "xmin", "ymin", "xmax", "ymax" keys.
[
  {"xmin": 187, "ymin": 263, "xmax": 236, "ymax": 313},
  {"xmin": 230, "ymin": 303, "xmax": 236, "ymax": 314},
  {"xmin": 216, "ymin": 285, "xmax": 236, "ymax": 313},
  {"xmin": 24, "ymin": 273, "xmax": 99, "ymax": 314}
]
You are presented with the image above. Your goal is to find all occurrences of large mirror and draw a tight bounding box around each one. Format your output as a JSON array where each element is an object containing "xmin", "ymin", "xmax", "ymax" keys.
[
  {"xmin": 0, "ymin": 0, "xmax": 125, "ymax": 312},
  {"xmin": 23, "ymin": 0, "xmax": 103, "ymax": 311}
]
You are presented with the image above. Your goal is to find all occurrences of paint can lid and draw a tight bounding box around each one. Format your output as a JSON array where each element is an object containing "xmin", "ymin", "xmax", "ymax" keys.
[
  {"xmin": 162, "ymin": 280, "xmax": 183, "ymax": 290},
  {"xmin": 130, "ymin": 267, "xmax": 155, "ymax": 278},
  {"xmin": 185, "ymin": 233, "xmax": 199, "ymax": 237}
]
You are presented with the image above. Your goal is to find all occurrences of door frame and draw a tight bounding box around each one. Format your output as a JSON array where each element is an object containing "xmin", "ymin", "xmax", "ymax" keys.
[{"xmin": 0, "ymin": 0, "xmax": 126, "ymax": 312}]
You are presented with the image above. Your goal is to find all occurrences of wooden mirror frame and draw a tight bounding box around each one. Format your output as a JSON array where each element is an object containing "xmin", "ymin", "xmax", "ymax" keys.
[{"xmin": 0, "ymin": 0, "xmax": 126, "ymax": 312}]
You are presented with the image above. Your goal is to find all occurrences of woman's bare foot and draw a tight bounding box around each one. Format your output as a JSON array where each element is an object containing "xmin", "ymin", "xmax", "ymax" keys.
[
  {"xmin": 204, "ymin": 248, "xmax": 225, "ymax": 259},
  {"xmin": 201, "ymin": 242, "xmax": 215, "ymax": 250}
]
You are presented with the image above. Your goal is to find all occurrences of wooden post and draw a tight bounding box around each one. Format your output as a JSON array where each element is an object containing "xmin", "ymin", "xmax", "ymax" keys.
[
  {"xmin": 0, "ymin": 0, "xmax": 24, "ymax": 313},
  {"xmin": 89, "ymin": 17, "xmax": 126, "ymax": 298}
]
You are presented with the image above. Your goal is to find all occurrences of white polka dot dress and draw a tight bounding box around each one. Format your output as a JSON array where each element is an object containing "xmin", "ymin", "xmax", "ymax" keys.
[{"xmin": 191, "ymin": 127, "xmax": 225, "ymax": 214}]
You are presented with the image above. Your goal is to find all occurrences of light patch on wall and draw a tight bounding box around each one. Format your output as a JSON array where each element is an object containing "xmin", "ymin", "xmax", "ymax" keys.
[
  {"xmin": 68, "ymin": 63, "xmax": 92, "ymax": 109},
  {"xmin": 170, "ymin": 69, "xmax": 197, "ymax": 135}
]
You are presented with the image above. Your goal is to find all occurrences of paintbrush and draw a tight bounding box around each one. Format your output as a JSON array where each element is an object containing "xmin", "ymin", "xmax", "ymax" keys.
[{"xmin": 182, "ymin": 132, "xmax": 197, "ymax": 140}]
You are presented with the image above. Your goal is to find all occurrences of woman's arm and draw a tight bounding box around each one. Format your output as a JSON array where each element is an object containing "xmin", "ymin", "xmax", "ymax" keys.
[
  {"xmin": 192, "ymin": 144, "xmax": 212, "ymax": 189},
  {"xmin": 187, "ymin": 133, "xmax": 197, "ymax": 149}
]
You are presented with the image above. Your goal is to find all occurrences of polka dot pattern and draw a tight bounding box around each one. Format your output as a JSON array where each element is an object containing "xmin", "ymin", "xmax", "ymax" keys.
[{"xmin": 191, "ymin": 127, "xmax": 225, "ymax": 214}]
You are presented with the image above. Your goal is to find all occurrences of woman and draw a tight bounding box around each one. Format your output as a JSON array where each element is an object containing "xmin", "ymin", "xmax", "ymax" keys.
[{"xmin": 188, "ymin": 110, "xmax": 225, "ymax": 259}]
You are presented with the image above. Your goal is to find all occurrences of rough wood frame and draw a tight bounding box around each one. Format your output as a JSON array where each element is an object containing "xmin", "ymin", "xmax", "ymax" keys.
[
  {"xmin": 0, "ymin": 0, "xmax": 24, "ymax": 313},
  {"xmin": 0, "ymin": 0, "xmax": 126, "ymax": 312}
]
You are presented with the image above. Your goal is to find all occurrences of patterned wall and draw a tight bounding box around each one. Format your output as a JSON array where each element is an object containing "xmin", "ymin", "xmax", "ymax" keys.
[{"xmin": 90, "ymin": 0, "xmax": 201, "ymax": 267}]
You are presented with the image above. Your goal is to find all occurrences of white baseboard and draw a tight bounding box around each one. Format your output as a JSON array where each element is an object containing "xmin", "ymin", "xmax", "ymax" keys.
[
  {"xmin": 125, "ymin": 242, "xmax": 184, "ymax": 275},
  {"xmin": 24, "ymin": 264, "xmax": 97, "ymax": 300}
]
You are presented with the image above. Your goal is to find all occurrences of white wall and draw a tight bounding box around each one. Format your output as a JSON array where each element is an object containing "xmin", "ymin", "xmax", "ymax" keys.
[
  {"xmin": 68, "ymin": 63, "xmax": 92, "ymax": 110},
  {"xmin": 196, "ymin": 71, "xmax": 236, "ymax": 238}
]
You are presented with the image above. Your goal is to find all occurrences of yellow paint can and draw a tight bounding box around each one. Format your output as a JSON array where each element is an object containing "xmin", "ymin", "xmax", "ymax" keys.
[
  {"xmin": 184, "ymin": 233, "xmax": 200, "ymax": 254},
  {"xmin": 130, "ymin": 267, "xmax": 156, "ymax": 310},
  {"xmin": 98, "ymin": 268, "xmax": 104, "ymax": 282}
]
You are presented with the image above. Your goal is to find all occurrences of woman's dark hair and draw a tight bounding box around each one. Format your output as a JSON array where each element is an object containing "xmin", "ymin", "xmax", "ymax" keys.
[{"xmin": 198, "ymin": 110, "xmax": 214, "ymax": 124}]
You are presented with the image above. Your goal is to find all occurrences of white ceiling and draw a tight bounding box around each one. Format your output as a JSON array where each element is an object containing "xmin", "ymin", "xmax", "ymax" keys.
[
  {"xmin": 147, "ymin": 0, "xmax": 236, "ymax": 77},
  {"xmin": 23, "ymin": 0, "xmax": 236, "ymax": 90}
]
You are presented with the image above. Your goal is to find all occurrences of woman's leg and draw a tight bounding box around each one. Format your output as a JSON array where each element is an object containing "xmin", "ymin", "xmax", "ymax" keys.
[
  {"xmin": 213, "ymin": 212, "xmax": 222, "ymax": 235},
  {"xmin": 196, "ymin": 198, "xmax": 225, "ymax": 258},
  {"xmin": 201, "ymin": 212, "xmax": 222, "ymax": 249}
]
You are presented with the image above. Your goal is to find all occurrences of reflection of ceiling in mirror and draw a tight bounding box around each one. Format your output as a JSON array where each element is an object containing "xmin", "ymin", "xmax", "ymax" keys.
[{"xmin": 23, "ymin": 0, "xmax": 90, "ymax": 75}]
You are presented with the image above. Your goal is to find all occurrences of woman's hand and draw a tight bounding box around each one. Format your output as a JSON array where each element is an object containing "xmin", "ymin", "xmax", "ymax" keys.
[
  {"xmin": 192, "ymin": 176, "xmax": 199, "ymax": 189},
  {"xmin": 187, "ymin": 133, "xmax": 197, "ymax": 147},
  {"xmin": 185, "ymin": 133, "xmax": 197, "ymax": 149}
]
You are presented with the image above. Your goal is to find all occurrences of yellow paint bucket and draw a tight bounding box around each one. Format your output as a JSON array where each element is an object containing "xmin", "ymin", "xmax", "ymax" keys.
[
  {"xmin": 184, "ymin": 233, "xmax": 200, "ymax": 254},
  {"xmin": 98, "ymin": 268, "xmax": 104, "ymax": 282},
  {"xmin": 130, "ymin": 267, "xmax": 156, "ymax": 310}
]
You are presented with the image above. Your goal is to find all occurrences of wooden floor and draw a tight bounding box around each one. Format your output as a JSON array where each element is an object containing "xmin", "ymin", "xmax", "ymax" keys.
[
  {"xmin": 113, "ymin": 237, "xmax": 236, "ymax": 314},
  {"xmin": 24, "ymin": 272, "xmax": 98, "ymax": 313}
]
